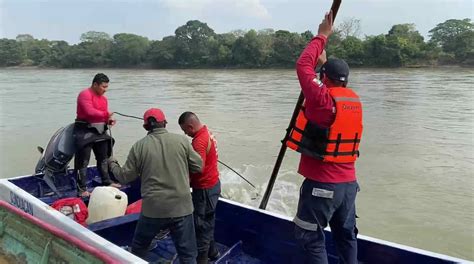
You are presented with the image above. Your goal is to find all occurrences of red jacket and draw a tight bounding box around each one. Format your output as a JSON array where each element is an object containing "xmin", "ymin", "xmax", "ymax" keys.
[
  {"xmin": 295, "ymin": 35, "xmax": 356, "ymax": 183},
  {"xmin": 76, "ymin": 87, "xmax": 109, "ymax": 123},
  {"xmin": 51, "ymin": 197, "xmax": 88, "ymax": 226},
  {"xmin": 190, "ymin": 126, "xmax": 219, "ymax": 189}
]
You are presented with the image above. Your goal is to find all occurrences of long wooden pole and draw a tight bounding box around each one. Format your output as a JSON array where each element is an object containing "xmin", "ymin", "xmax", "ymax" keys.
[{"xmin": 259, "ymin": 0, "xmax": 342, "ymax": 210}]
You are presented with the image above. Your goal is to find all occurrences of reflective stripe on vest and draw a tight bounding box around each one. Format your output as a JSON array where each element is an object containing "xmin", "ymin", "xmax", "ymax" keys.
[{"xmin": 286, "ymin": 87, "xmax": 363, "ymax": 163}]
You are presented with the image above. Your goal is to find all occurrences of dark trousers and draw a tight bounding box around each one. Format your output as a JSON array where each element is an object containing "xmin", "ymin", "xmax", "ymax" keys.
[
  {"xmin": 74, "ymin": 139, "xmax": 112, "ymax": 191},
  {"xmin": 132, "ymin": 213, "xmax": 197, "ymax": 264},
  {"xmin": 192, "ymin": 181, "xmax": 221, "ymax": 256},
  {"xmin": 294, "ymin": 179, "xmax": 359, "ymax": 264}
]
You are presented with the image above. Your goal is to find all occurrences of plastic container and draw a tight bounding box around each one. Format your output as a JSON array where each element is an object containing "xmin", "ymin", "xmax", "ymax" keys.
[{"xmin": 86, "ymin": 186, "xmax": 128, "ymax": 224}]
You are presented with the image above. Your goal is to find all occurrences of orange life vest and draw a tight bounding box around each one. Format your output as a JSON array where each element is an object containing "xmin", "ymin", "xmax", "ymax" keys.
[{"xmin": 287, "ymin": 87, "xmax": 363, "ymax": 163}]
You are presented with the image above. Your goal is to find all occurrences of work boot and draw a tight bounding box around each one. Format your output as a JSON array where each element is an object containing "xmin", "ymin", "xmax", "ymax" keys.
[
  {"xmin": 98, "ymin": 160, "xmax": 115, "ymax": 186},
  {"xmin": 76, "ymin": 168, "xmax": 89, "ymax": 197},
  {"xmin": 197, "ymin": 250, "xmax": 209, "ymax": 264},
  {"xmin": 208, "ymin": 241, "xmax": 220, "ymax": 261}
]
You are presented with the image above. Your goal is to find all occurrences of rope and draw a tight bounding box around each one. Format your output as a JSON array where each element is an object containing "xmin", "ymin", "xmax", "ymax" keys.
[
  {"xmin": 112, "ymin": 111, "xmax": 257, "ymax": 189},
  {"xmin": 114, "ymin": 112, "xmax": 143, "ymax": 120}
]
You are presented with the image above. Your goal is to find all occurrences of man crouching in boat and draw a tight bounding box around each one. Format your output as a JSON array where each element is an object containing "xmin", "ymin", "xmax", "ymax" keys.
[
  {"xmin": 74, "ymin": 73, "xmax": 121, "ymax": 198},
  {"xmin": 179, "ymin": 112, "xmax": 221, "ymax": 264},
  {"xmin": 291, "ymin": 11, "xmax": 362, "ymax": 264},
  {"xmin": 108, "ymin": 108, "xmax": 203, "ymax": 264}
]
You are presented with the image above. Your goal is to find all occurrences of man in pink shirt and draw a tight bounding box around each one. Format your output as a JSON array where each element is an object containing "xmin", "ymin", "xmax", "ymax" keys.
[
  {"xmin": 293, "ymin": 12, "xmax": 362, "ymax": 264},
  {"xmin": 74, "ymin": 73, "xmax": 119, "ymax": 197}
]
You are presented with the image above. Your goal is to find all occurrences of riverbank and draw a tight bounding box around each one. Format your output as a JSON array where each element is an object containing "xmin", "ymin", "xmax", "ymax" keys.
[{"xmin": 1, "ymin": 64, "xmax": 471, "ymax": 70}]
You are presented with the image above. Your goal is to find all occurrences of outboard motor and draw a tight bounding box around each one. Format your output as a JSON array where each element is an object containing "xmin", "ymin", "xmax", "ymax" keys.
[{"xmin": 35, "ymin": 123, "xmax": 76, "ymax": 197}]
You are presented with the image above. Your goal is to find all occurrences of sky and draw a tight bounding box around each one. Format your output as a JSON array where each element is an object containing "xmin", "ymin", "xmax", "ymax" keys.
[{"xmin": 0, "ymin": 0, "xmax": 472, "ymax": 44}]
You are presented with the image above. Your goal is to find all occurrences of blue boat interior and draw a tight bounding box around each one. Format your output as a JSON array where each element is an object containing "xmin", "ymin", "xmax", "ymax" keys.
[{"xmin": 8, "ymin": 168, "xmax": 458, "ymax": 264}]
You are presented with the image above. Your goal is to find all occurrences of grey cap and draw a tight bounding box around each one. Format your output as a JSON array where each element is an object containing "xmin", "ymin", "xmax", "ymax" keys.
[{"xmin": 321, "ymin": 58, "xmax": 349, "ymax": 82}]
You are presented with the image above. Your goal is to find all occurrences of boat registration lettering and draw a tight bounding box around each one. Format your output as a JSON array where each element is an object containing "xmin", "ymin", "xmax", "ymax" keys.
[{"xmin": 10, "ymin": 192, "xmax": 34, "ymax": 215}]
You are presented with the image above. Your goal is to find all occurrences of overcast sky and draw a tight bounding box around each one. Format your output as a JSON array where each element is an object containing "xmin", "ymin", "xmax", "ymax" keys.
[{"xmin": 0, "ymin": 0, "xmax": 472, "ymax": 44}]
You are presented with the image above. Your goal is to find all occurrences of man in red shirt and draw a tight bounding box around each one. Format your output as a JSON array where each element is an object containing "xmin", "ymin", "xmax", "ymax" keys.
[
  {"xmin": 179, "ymin": 112, "xmax": 220, "ymax": 264},
  {"xmin": 74, "ymin": 73, "xmax": 119, "ymax": 197},
  {"xmin": 293, "ymin": 12, "xmax": 361, "ymax": 264}
]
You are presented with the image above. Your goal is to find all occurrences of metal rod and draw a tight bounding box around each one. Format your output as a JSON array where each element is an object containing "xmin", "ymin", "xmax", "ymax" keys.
[
  {"xmin": 218, "ymin": 160, "xmax": 256, "ymax": 189},
  {"xmin": 114, "ymin": 112, "xmax": 143, "ymax": 120},
  {"xmin": 258, "ymin": 0, "xmax": 342, "ymax": 210},
  {"xmin": 108, "ymin": 124, "xmax": 114, "ymax": 156},
  {"xmin": 259, "ymin": 93, "xmax": 304, "ymax": 209}
]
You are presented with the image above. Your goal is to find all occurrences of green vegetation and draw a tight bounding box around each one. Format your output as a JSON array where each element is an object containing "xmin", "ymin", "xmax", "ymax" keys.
[{"xmin": 1, "ymin": 19, "xmax": 472, "ymax": 68}]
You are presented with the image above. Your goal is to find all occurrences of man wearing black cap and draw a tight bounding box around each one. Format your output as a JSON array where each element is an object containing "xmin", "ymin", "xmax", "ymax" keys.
[{"xmin": 291, "ymin": 11, "xmax": 363, "ymax": 264}]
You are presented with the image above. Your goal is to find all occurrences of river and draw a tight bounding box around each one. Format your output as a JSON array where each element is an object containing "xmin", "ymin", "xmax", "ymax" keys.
[{"xmin": 0, "ymin": 68, "xmax": 472, "ymax": 260}]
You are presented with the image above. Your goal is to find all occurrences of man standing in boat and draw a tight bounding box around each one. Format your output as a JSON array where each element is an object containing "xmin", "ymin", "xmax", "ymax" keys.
[
  {"xmin": 290, "ymin": 11, "xmax": 362, "ymax": 264},
  {"xmin": 74, "ymin": 73, "xmax": 120, "ymax": 198},
  {"xmin": 179, "ymin": 112, "xmax": 221, "ymax": 264},
  {"xmin": 108, "ymin": 108, "xmax": 203, "ymax": 264}
]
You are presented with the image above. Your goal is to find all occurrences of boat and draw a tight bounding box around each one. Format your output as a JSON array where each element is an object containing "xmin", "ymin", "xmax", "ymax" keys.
[
  {"xmin": 0, "ymin": 167, "xmax": 469, "ymax": 263},
  {"xmin": 0, "ymin": 199, "xmax": 120, "ymax": 263}
]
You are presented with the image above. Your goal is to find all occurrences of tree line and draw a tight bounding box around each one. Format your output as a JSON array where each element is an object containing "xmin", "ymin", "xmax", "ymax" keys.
[{"xmin": 0, "ymin": 18, "xmax": 472, "ymax": 68}]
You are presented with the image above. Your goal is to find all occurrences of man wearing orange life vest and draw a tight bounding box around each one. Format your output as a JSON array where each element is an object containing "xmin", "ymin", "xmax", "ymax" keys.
[{"xmin": 291, "ymin": 11, "xmax": 362, "ymax": 264}]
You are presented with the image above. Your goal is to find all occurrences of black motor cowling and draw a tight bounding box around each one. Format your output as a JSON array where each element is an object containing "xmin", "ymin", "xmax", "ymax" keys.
[{"xmin": 35, "ymin": 123, "xmax": 76, "ymax": 174}]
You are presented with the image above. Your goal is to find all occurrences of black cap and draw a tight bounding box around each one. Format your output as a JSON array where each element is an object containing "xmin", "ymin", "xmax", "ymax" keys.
[{"xmin": 321, "ymin": 58, "xmax": 349, "ymax": 82}]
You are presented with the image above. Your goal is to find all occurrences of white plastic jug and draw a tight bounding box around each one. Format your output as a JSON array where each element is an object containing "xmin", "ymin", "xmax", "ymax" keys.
[{"xmin": 86, "ymin": 186, "xmax": 128, "ymax": 224}]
